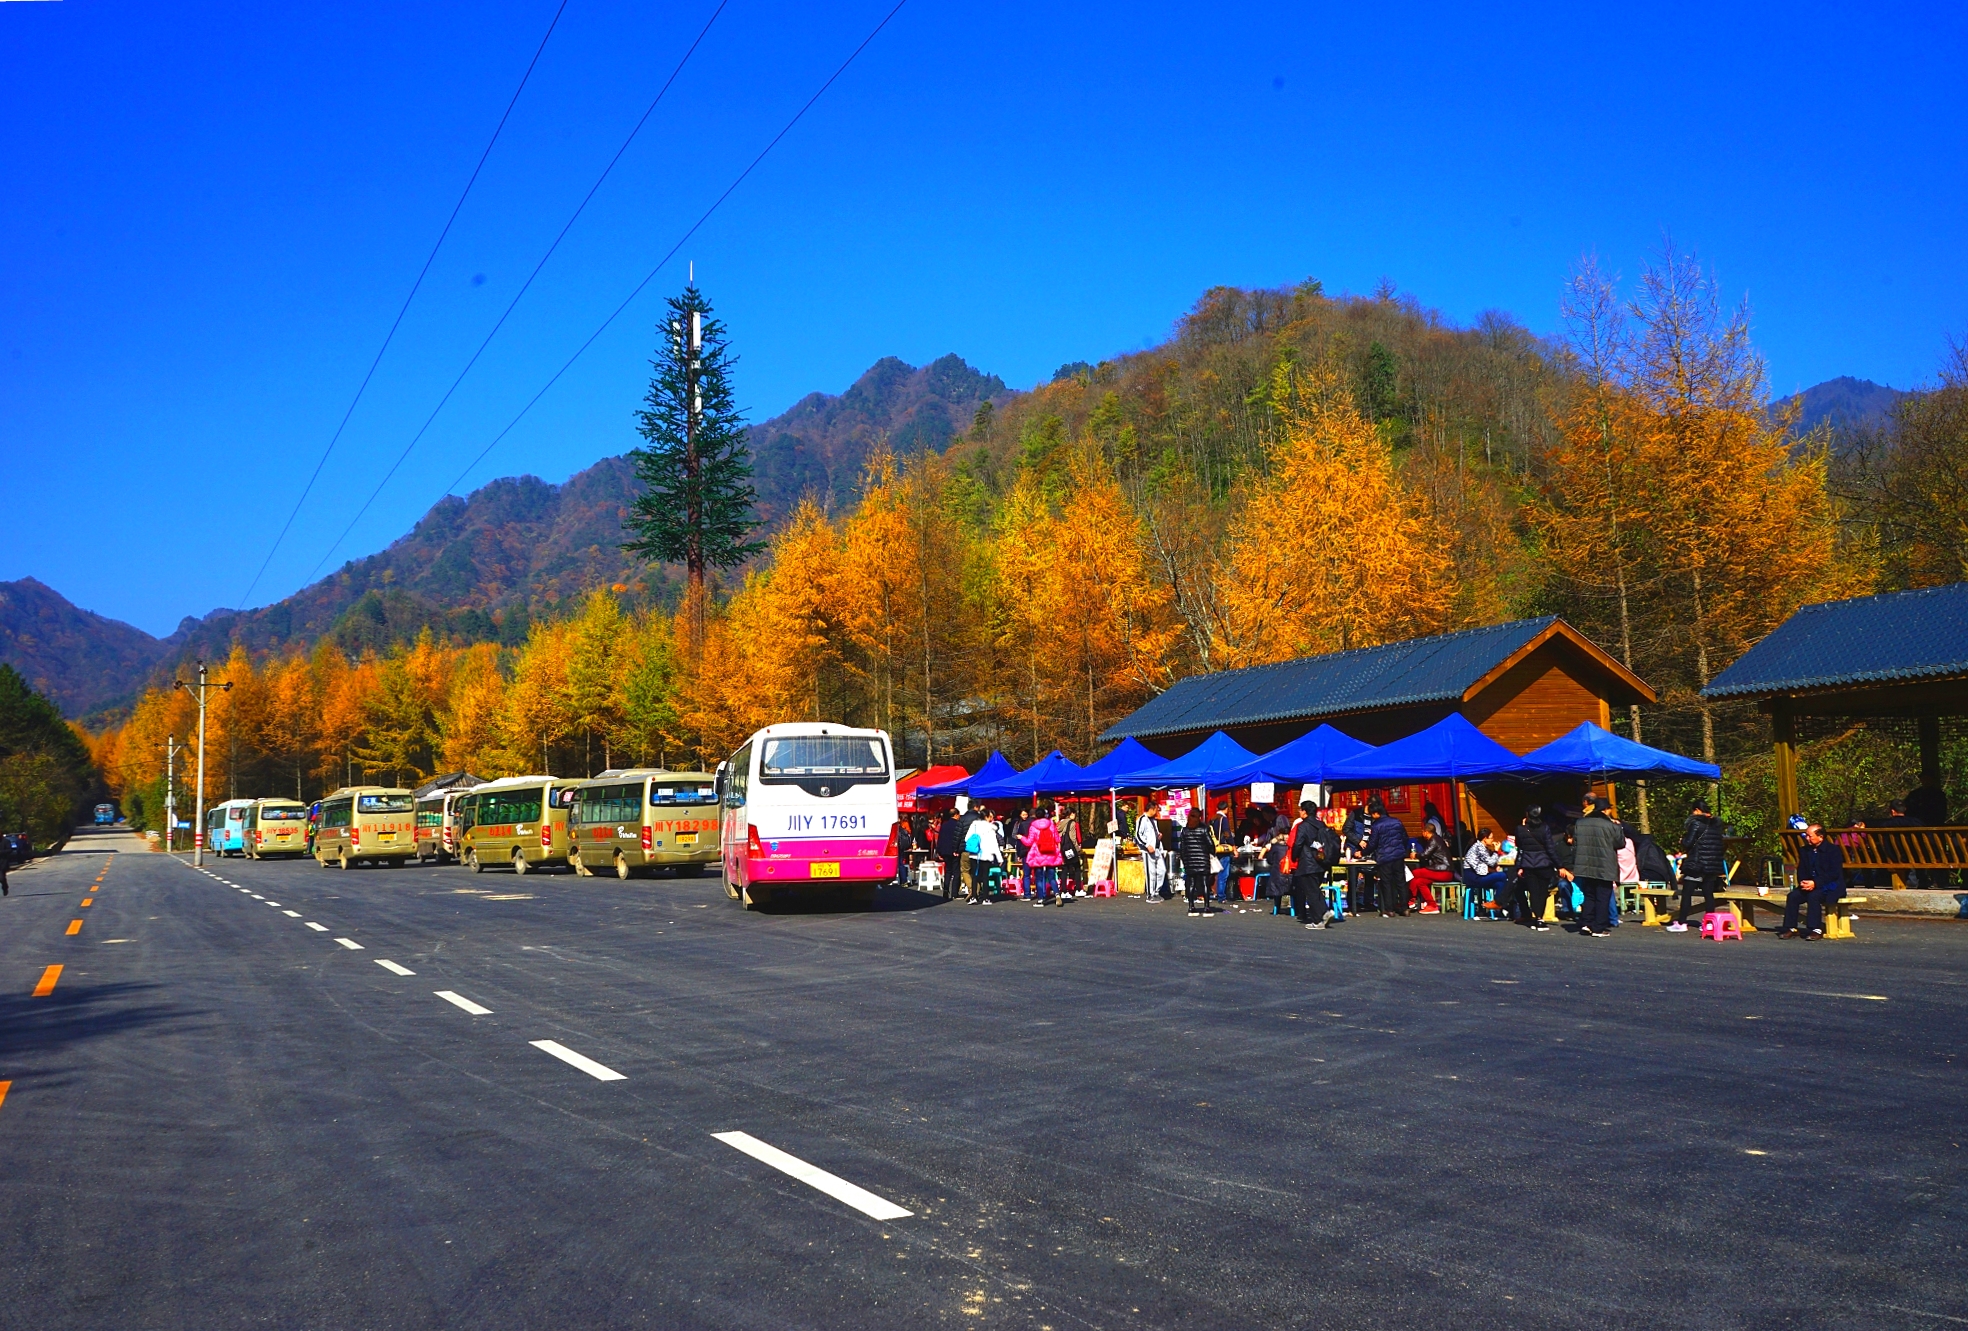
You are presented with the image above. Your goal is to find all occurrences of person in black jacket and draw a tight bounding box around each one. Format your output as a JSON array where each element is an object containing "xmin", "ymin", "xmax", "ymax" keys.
[
  {"xmin": 935, "ymin": 807, "xmax": 971, "ymax": 901},
  {"xmin": 1289, "ymin": 808, "xmax": 1340, "ymax": 928},
  {"xmin": 1670, "ymin": 798, "xmax": 1728, "ymax": 931},
  {"xmin": 1341, "ymin": 806, "xmax": 1374, "ymax": 911},
  {"xmin": 1365, "ymin": 798, "xmax": 1411, "ymax": 917},
  {"xmin": 1175, "ymin": 810, "xmax": 1218, "ymax": 917},
  {"xmin": 1503, "ymin": 806, "xmax": 1555, "ymax": 930},
  {"xmin": 1570, "ymin": 793, "xmax": 1624, "ymax": 937},
  {"xmin": 1781, "ymin": 822, "xmax": 1847, "ymax": 939}
]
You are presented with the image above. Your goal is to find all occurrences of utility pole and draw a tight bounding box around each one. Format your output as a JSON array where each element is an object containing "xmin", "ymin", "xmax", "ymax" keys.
[
  {"xmin": 163, "ymin": 735, "xmax": 186, "ymax": 854},
  {"xmin": 175, "ymin": 662, "xmax": 231, "ymax": 866}
]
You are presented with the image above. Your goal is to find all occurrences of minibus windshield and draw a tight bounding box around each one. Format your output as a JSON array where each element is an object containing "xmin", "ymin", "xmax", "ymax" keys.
[
  {"xmin": 760, "ymin": 736, "xmax": 887, "ymax": 782},
  {"xmin": 357, "ymin": 794, "xmax": 414, "ymax": 814}
]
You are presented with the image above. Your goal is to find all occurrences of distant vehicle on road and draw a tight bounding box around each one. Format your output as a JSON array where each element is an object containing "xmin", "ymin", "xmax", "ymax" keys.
[
  {"xmin": 312, "ymin": 787, "xmax": 416, "ymax": 869},
  {"xmin": 205, "ymin": 799, "xmax": 255, "ymax": 856},
  {"xmin": 94, "ymin": 803, "xmax": 116, "ymax": 826},
  {"xmin": 716, "ymin": 723, "xmax": 899, "ymax": 910},
  {"xmin": 245, "ymin": 798, "xmax": 310, "ymax": 858},
  {"xmin": 3, "ymin": 832, "xmax": 31, "ymax": 864},
  {"xmin": 566, "ymin": 769, "xmax": 720, "ymax": 879},
  {"xmin": 454, "ymin": 775, "xmax": 579, "ymax": 875}
]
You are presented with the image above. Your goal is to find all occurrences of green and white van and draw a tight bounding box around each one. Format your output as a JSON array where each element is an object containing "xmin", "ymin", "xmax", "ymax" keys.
[
  {"xmin": 456, "ymin": 775, "xmax": 578, "ymax": 875},
  {"xmin": 246, "ymin": 798, "xmax": 310, "ymax": 858},
  {"xmin": 313, "ymin": 786, "xmax": 417, "ymax": 869}
]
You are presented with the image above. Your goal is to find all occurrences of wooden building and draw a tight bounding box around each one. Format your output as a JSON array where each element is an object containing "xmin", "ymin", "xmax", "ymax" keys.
[{"xmin": 1100, "ymin": 617, "xmax": 1656, "ymax": 833}]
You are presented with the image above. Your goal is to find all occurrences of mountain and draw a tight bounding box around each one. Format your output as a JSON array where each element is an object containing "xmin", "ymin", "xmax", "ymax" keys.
[
  {"xmin": 4, "ymin": 355, "xmax": 1006, "ymax": 718},
  {"xmin": 1786, "ymin": 376, "xmax": 1906, "ymax": 439},
  {"xmin": 749, "ymin": 353, "xmax": 1005, "ymax": 521},
  {"xmin": 0, "ymin": 577, "xmax": 176, "ymax": 718}
]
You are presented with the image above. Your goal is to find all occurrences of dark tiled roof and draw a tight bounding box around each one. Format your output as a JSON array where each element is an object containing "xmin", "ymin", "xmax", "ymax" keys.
[
  {"xmin": 1703, "ymin": 583, "xmax": 1968, "ymax": 699},
  {"xmin": 1101, "ymin": 618, "xmax": 1559, "ymax": 742}
]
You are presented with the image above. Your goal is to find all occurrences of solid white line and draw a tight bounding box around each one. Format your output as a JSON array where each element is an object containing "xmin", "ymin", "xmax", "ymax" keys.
[
  {"xmin": 305, "ymin": 922, "xmax": 328, "ymax": 931},
  {"xmin": 529, "ymin": 1039, "xmax": 626, "ymax": 1081},
  {"xmin": 712, "ymin": 1131, "xmax": 913, "ymax": 1220},
  {"xmin": 282, "ymin": 910, "xmax": 301, "ymax": 917},
  {"xmin": 434, "ymin": 990, "xmax": 492, "ymax": 1015},
  {"xmin": 375, "ymin": 959, "xmax": 415, "ymax": 976},
  {"xmin": 334, "ymin": 937, "xmax": 363, "ymax": 950}
]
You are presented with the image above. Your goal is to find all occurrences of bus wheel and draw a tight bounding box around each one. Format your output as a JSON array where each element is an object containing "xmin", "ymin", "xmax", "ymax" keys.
[
  {"xmin": 467, "ymin": 849, "xmax": 483, "ymax": 874},
  {"xmin": 569, "ymin": 850, "xmax": 591, "ymax": 878},
  {"xmin": 513, "ymin": 851, "xmax": 530, "ymax": 876},
  {"xmin": 615, "ymin": 852, "xmax": 632, "ymax": 881},
  {"xmin": 338, "ymin": 849, "xmax": 353, "ymax": 870},
  {"xmin": 722, "ymin": 870, "xmax": 741, "ymax": 901},
  {"xmin": 741, "ymin": 883, "xmax": 767, "ymax": 911}
]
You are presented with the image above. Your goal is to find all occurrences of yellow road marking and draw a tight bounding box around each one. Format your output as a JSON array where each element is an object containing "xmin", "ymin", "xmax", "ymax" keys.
[
  {"xmin": 32, "ymin": 965, "xmax": 62, "ymax": 996},
  {"xmin": 0, "ymin": 1080, "xmax": 10, "ymax": 1112},
  {"xmin": 65, "ymin": 920, "xmax": 82, "ymax": 936},
  {"xmin": 89, "ymin": 885, "xmax": 98, "ymax": 892},
  {"xmin": 80, "ymin": 899, "xmax": 93, "ymax": 908}
]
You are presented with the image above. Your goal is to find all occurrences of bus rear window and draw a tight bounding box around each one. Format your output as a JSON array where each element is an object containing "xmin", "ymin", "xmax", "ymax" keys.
[
  {"xmin": 760, "ymin": 737, "xmax": 887, "ymax": 782},
  {"xmin": 358, "ymin": 794, "xmax": 414, "ymax": 814},
  {"xmin": 260, "ymin": 807, "xmax": 305, "ymax": 822},
  {"xmin": 650, "ymin": 784, "xmax": 715, "ymax": 805}
]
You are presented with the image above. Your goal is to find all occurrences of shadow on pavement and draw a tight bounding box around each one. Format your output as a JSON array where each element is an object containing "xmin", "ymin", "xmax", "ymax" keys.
[{"xmin": 0, "ymin": 979, "xmax": 195, "ymax": 1090}]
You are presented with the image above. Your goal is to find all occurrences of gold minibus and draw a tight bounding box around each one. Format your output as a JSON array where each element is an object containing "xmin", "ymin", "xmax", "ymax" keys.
[
  {"xmin": 313, "ymin": 786, "xmax": 417, "ymax": 869},
  {"xmin": 456, "ymin": 775, "xmax": 578, "ymax": 874},
  {"xmin": 246, "ymin": 798, "xmax": 310, "ymax": 858},
  {"xmin": 566, "ymin": 769, "xmax": 721, "ymax": 879}
]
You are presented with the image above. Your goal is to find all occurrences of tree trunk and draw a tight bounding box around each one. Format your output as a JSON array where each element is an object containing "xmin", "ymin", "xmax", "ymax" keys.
[{"xmin": 1690, "ymin": 565, "xmax": 1720, "ymax": 811}]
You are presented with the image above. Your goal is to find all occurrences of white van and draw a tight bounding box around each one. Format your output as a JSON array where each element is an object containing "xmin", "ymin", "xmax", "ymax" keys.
[{"xmin": 716, "ymin": 723, "xmax": 899, "ymax": 910}]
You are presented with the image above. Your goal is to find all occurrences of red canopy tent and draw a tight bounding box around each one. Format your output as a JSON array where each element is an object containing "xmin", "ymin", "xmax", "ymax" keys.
[{"xmin": 896, "ymin": 765, "xmax": 969, "ymax": 813}]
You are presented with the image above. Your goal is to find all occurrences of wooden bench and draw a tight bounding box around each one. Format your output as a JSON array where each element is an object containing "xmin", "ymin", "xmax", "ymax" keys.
[{"xmin": 1636, "ymin": 885, "xmax": 1866, "ymax": 938}]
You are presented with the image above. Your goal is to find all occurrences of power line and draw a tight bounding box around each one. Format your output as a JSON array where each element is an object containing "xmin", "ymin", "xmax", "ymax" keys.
[
  {"xmin": 300, "ymin": 0, "xmax": 734, "ymax": 587},
  {"xmin": 437, "ymin": 0, "xmax": 912, "ymax": 507},
  {"xmin": 239, "ymin": 0, "xmax": 571, "ymax": 610}
]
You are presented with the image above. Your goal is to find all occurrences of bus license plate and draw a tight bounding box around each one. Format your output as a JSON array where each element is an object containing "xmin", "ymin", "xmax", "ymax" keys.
[
  {"xmin": 809, "ymin": 862, "xmax": 840, "ymax": 878},
  {"xmin": 677, "ymin": 833, "xmax": 698, "ymax": 845}
]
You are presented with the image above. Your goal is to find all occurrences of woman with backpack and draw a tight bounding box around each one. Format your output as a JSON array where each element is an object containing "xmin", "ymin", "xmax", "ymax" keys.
[{"xmin": 1021, "ymin": 801, "xmax": 1067, "ymax": 908}]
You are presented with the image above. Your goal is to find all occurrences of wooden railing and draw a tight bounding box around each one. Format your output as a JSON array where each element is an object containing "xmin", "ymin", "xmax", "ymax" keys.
[{"xmin": 1780, "ymin": 826, "xmax": 1968, "ymax": 870}]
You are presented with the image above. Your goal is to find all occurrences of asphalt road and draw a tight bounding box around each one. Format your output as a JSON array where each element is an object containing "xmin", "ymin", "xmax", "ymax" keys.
[{"xmin": 1, "ymin": 827, "xmax": 1962, "ymax": 1330}]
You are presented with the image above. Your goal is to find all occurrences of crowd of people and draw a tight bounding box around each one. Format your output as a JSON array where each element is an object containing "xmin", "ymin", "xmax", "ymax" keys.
[{"xmin": 894, "ymin": 787, "xmax": 1874, "ymax": 943}]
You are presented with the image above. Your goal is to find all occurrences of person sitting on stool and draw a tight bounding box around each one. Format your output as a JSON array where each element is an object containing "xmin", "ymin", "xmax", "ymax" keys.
[
  {"xmin": 1462, "ymin": 828, "xmax": 1508, "ymax": 916},
  {"xmin": 1781, "ymin": 821, "xmax": 1846, "ymax": 940}
]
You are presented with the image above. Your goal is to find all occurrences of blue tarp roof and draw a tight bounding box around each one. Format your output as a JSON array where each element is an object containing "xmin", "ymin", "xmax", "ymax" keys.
[
  {"xmin": 973, "ymin": 750, "xmax": 1086, "ymax": 800},
  {"xmin": 1704, "ymin": 583, "xmax": 1968, "ymax": 699},
  {"xmin": 917, "ymin": 751, "xmax": 1019, "ymax": 798},
  {"xmin": 1131, "ymin": 732, "xmax": 1262, "ymax": 789},
  {"xmin": 1516, "ymin": 723, "xmax": 1720, "ymax": 781},
  {"xmin": 1209, "ymin": 724, "xmax": 1374, "ymax": 788},
  {"xmin": 1034, "ymin": 738, "xmax": 1160, "ymax": 794},
  {"xmin": 1324, "ymin": 713, "xmax": 1532, "ymax": 783},
  {"xmin": 1100, "ymin": 618, "xmax": 1559, "ymax": 741}
]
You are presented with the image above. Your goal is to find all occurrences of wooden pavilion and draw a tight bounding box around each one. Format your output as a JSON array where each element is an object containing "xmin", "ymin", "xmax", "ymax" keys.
[{"xmin": 1704, "ymin": 582, "xmax": 1968, "ymax": 877}]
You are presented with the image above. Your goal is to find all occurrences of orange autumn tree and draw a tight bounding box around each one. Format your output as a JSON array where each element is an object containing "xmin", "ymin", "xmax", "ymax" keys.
[{"xmin": 1211, "ymin": 359, "xmax": 1452, "ymax": 668}]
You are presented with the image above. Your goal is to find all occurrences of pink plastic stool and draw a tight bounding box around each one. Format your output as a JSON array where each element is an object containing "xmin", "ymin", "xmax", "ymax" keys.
[
  {"xmin": 1089, "ymin": 880, "xmax": 1116, "ymax": 898},
  {"xmin": 1699, "ymin": 911, "xmax": 1742, "ymax": 941}
]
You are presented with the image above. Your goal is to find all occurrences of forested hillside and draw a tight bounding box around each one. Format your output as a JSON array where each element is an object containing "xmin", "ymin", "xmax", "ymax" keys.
[{"xmin": 0, "ymin": 578, "xmax": 174, "ymax": 716}]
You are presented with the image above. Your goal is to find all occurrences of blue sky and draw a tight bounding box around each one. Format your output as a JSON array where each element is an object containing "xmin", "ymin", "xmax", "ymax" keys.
[{"xmin": 4, "ymin": 0, "xmax": 1964, "ymax": 636}]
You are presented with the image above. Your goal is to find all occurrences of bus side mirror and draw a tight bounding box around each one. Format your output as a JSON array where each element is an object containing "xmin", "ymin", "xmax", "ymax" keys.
[{"xmin": 714, "ymin": 765, "xmax": 728, "ymax": 805}]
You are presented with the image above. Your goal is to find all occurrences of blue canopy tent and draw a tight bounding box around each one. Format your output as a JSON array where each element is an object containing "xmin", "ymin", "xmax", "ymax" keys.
[
  {"xmin": 1210, "ymin": 724, "xmax": 1373, "ymax": 789},
  {"xmin": 917, "ymin": 751, "xmax": 1020, "ymax": 798},
  {"xmin": 1036, "ymin": 737, "xmax": 1162, "ymax": 794},
  {"xmin": 1324, "ymin": 713, "xmax": 1533, "ymax": 784},
  {"xmin": 1515, "ymin": 723, "xmax": 1721, "ymax": 782},
  {"xmin": 1131, "ymin": 731, "xmax": 1262, "ymax": 790},
  {"xmin": 973, "ymin": 750, "xmax": 1087, "ymax": 801}
]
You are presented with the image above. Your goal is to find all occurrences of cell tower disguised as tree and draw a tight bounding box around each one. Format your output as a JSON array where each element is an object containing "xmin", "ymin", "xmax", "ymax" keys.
[{"xmin": 623, "ymin": 283, "xmax": 762, "ymax": 656}]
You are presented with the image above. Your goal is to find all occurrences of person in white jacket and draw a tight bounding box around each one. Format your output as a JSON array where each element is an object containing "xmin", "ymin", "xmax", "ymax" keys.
[{"xmin": 1135, "ymin": 805, "xmax": 1167, "ymax": 902}]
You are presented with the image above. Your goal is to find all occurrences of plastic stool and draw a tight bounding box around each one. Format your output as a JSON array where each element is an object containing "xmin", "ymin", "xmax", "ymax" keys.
[
  {"xmin": 1089, "ymin": 879, "xmax": 1116, "ymax": 897},
  {"xmin": 1699, "ymin": 911, "xmax": 1741, "ymax": 941}
]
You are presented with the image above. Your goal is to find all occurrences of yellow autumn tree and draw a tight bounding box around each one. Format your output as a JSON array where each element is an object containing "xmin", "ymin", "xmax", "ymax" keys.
[
  {"xmin": 442, "ymin": 643, "xmax": 523, "ymax": 777},
  {"xmin": 1211, "ymin": 360, "xmax": 1452, "ymax": 668}
]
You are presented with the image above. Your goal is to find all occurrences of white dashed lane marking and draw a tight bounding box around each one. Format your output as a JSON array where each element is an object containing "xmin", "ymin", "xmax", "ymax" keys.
[
  {"xmin": 282, "ymin": 910, "xmax": 301, "ymax": 917},
  {"xmin": 334, "ymin": 938, "xmax": 363, "ymax": 950},
  {"xmin": 375, "ymin": 959, "xmax": 415, "ymax": 976},
  {"xmin": 305, "ymin": 923, "xmax": 328, "ymax": 932},
  {"xmin": 530, "ymin": 1040, "xmax": 626, "ymax": 1081},
  {"xmin": 434, "ymin": 991, "xmax": 492, "ymax": 1016},
  {"xmin": 712, "ymin": 1131, "xmax": 913, "ymax": 1220}
]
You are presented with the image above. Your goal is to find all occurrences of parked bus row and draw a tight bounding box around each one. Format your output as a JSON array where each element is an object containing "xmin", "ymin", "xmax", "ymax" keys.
[{"xmin": 200, "ymin": 723, "xmax": 903, "ymax": 911}]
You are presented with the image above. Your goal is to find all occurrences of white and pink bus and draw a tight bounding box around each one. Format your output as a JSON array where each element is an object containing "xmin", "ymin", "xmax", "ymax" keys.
[{"xmin": 717, "ymin": 722, "xmax": 900, "ymax": 910}]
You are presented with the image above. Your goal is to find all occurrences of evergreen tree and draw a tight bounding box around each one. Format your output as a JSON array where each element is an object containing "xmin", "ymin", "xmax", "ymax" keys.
[{"xmin": 623, "ymin": 285, "xmax": 763, "ymax": 650}]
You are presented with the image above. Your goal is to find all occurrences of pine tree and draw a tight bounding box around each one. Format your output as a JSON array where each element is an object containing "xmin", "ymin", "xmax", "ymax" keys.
[{"xmin": 623, "ymin": 285, "xmax": 763, "ymax": 654}]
